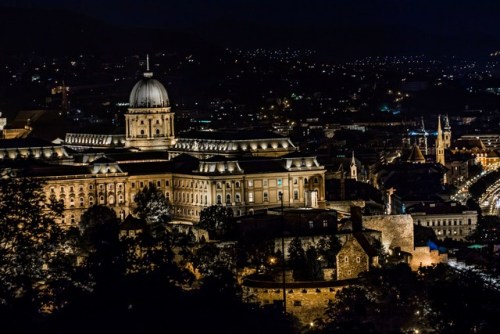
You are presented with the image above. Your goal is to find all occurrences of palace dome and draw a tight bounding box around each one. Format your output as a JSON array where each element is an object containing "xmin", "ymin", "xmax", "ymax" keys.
[{"xmin": 129, "ymin": 72, "xmax": 170, "ymax": 108}]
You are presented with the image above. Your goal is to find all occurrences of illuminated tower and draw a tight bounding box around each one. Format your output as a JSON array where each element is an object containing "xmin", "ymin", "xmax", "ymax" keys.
[
  {"xmin": 420, "ymin": 117, "xmax": 429, "ymax": 155},
  {"xmin": 350, "ymin": 151, "xmax": 357, "ymax": 181},
  {"xmin": 125, "ymin": 55, "xmax": 175, "ymax": 151},
  {"xmin": 443, "ymin": 114, "xmax": 452, "ymax": 148},
  {"xmin": 436, "ymin": 115, "xmax": 445, "ymax": 166}
]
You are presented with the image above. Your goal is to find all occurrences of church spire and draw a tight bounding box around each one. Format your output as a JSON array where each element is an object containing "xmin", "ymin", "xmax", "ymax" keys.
[
  {"xmin": 436, "ymin": 115, "xmax": 445, "ymax": 167},
  {"xmin": 443, "ymin": 114, "xmax": 452, "ymax": 148},
  {"xmin": 144, "ymin": 54, "xmax": 153, "ymax": 78},
  {"xmin": 350, "ymin": 151, "xmax": 357, "ymax": 181}
]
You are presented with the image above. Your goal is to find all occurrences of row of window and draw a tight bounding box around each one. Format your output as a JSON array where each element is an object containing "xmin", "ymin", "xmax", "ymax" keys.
[
  {"xmin": 259, "ymin": 287, "xmax": 336, "ymax": 294},
  {"xmin": 343, "ymin": 256, "xmax": 362, "ymax": 264},
  {"xmin": 418, "ymin": 218, "xmax": 473, "ymax": 227},
  {"xmin": 174, "ymin": 192, "xmax": 207, "ymax": 204},
  {"xmin": 436, "ymin": 227, "xmax": 472, "ymax": 236},
  {"xmin": 50, "ymin": 183, "xmax": 124, "ymax": 194},
  {"xmin": 52, "ymin": 176, "xmax": 322, "ymax": 195},
  {"xmin": 174, "ymin": 206, "xmax": 243, "ymax": 217},
  {"xmin": 55, "ymin": 194, "xmax": 125, "ymax": 208},
  {"xmin": 216, "ymin": 193, "xmax": 241, "ymax": 204}
]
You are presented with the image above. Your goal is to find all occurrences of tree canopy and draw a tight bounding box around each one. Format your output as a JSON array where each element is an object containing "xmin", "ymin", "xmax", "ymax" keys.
[
  {"xmin": 0, "ymin": 172, "xmax": 70, "ymax": 325},
  {"xmin": 133, "ymin": 184, "xmax": 171, "ymax": 226},
  {"xmin": 198, "ymin": 205, "xmax": 234, "ymax": 239}
]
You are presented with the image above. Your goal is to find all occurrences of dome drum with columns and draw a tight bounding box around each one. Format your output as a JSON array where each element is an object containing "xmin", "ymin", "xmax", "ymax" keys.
[{"xmin": 125, "ymin": 56, "xmax": 176, "ymax": 151}]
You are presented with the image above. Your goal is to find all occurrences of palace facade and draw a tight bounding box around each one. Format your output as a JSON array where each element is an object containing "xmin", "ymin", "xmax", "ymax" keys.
[{"xmin": 0, "ymin": 62, "xmax": 326, "ymax": 226}]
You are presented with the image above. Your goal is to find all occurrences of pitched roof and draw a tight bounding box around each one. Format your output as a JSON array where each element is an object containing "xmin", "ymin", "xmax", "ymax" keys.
[
  {"xmin": 0, "ymin": 138, "xmax": 59, "ymax": 149},
  {"xmin": 406, "ymin": 144, "xmax": 425, "ymax": 163},
  {"xmin": 353, "ymin": 233, "xmax": 378, "ymax": 257}
]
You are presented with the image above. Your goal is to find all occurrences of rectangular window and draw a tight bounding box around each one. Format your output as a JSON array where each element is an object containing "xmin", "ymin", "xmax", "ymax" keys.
[
  {"xmin": 248, "ymin": 180, "xmax": 253, "ymax": 187},
  {"xmin": 293, "ymin": 178, "xmax": 298, "ymax": 185},
  {"xmin": 293, "ymin": 190, "xmax": 299, "ymax": 200},
  {"xmin": 248, "ymin": 192, "xmax": 254, "ymax": 203},
  {"xmin": 263, "ymin": 179, "xmax": 268, "ymax": 187},
  {"xmin": 157, "ymin": 181, "xmax": 161, "ymax": 187},
  {"xmin": 277, "ymin": 179, "xmax": 282, "ymax": 187},
  {"xmin": 263, "ymin": 191, "xmax": 268, "ymax": 202},
  {"xmin": 166, "ymin": 180, "xmax": 170, "ymax": 187}
]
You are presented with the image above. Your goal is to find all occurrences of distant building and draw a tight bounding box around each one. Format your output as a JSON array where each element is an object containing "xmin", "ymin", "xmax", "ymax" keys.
[{"xmin": 407, "ymin": 202, "xmax": 478, "ymax": 241}]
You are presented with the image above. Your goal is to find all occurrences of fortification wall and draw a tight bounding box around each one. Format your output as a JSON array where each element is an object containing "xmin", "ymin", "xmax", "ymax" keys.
[{"xmin": 362, "ymin": 215, "xmax": 414, "ymax": 253}]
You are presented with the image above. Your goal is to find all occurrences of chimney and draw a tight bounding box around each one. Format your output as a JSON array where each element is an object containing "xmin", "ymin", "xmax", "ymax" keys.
[{"xmin": 350, "ymin": 206, "xmax": 363, "ymax": 232}]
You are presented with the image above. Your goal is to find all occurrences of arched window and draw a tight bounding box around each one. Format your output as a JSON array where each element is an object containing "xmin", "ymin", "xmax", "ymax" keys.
[
  {"xmin": 89, "ymin": 196, "xmax": 94, "ymax": 206},
  {"xmin": 217, "ymin": 194, "xmax": 222, "ymax": 205},
  {"xmin": 235, "ymin": 193, "xmax": 241, "ymax": 203},
  {"xmin": 226, "ymin": 194, "xmax": 231, "ymax": 204}
]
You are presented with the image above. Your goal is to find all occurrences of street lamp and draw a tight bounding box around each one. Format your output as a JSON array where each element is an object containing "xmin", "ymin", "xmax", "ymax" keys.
[{"xmin": 279, "ymin": 192, "xmax": 286, "ymax": 315}]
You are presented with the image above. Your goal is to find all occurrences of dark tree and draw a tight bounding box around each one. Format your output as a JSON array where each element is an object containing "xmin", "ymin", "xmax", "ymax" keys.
[
  {"xmin": 0, "ymin": 173, "xmax": 69, "ymax": 327},
  {"xmin": 77, "ymin": 205, "xmax": 125, "ymax": 290},
  {"xmin": 304, "ymin": 246, "xmax": 324, "ymax": 281},
  {"xmin": 133, "ymin": 184, "xmax": 171, "ymax": 226},
  {"xmin": 316, "ymin": 235, "xmax": 342, "ymax": 268},
  {"xmin": 198, "ymin": 205, "xmax": 234, "ymax": 239},
  {"xmin": 324, "ymin": 285, "xmax": 376, "ymax": 332},
  {"xmin": 288, "ymin": 237, "xmax": 306, "ymax": 280}
]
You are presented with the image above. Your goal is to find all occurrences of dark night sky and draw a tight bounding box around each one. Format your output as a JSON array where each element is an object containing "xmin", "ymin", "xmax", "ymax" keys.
[{"xmin": 1, "ymin": 0, "xmax": 500, "ymax": 33}]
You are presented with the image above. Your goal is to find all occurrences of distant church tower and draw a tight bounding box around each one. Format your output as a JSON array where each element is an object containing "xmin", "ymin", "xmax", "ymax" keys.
[
  {"xmin": 350, "ymin": 151, "xmax": 357, "ymax": 181},
  {"xmin": 443, "ymin": 114, "xmax": 452, "ymax": 148},
  {"xmin": 436, "ymin": 115, "xmax": 446, "ymax": 166},
  {"xmin": 125, "ymin": 55, "xmax": 175, "ymax": 151}
]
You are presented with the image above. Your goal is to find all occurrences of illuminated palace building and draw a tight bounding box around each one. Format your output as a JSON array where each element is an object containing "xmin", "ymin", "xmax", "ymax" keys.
[{"xmin": 0, "ymin": 64, "xmax": 326, "ymax": 225}]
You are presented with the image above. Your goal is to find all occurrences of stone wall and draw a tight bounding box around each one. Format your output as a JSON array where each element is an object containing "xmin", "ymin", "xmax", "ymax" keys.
[
  {"xmin": 242, "ymin": 281, "xmax": 349, "ymax": 325},
  {"xmin": 362, "ymin": 215, "xmax": 414, "ymax": 253},
  {"xmin": 410, "ymin": 246, "xmax": 448, "ymax": 270}
]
